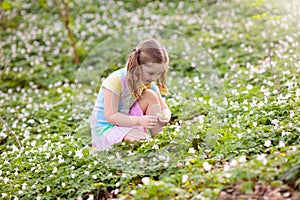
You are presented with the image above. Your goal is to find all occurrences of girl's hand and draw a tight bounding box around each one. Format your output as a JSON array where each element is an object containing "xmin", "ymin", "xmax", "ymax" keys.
[
  {"xmin": 139, "ymin": 115, "xmax": 159, "ymax": 128},
  {"xmin": 156, "ymin": 109, "xmax": 171, "ymax": 124}
]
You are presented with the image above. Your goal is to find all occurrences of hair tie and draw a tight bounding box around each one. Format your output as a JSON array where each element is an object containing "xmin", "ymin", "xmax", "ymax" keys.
[{"xmin": 134, "ymin": 48, "xmax": 140, "ymax": 54}]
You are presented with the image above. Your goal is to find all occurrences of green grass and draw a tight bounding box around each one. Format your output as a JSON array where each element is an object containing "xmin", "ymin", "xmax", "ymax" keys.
[{"xmin": 0, "ymin": 0, "xmax": 300, "ymax": 199}]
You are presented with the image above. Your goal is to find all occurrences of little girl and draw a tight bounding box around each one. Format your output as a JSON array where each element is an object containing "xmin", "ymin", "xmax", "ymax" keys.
[{"xmin": 90, "ymin": 39, "xmax": 171, "ymax": 151}]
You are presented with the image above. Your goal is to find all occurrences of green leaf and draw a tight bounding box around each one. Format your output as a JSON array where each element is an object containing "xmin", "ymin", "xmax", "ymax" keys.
[
  {"xmin": 269, "ymin": 15, "xmax": 281, "ymax": 20},
  {"xmin": 252, "ymin": 14, "xmax": 262, "ymax": 19},
  {"xmin": 82, "ymin": 148, "xmax": 90, "ymax": 156},
  {"xmin": 240, "ymin": 181, "xmax": 254, "ymax": 195},
  {"xmin": 1, "ymin": 1, "xmax": 12, "ymax": 10},
  {"xmin": 251, "ymin": 0, "xmax": 266, "ymax": 7},
  {"xmin": 39, "ymin": 0, "xmax": 47, "ymax": 8}
]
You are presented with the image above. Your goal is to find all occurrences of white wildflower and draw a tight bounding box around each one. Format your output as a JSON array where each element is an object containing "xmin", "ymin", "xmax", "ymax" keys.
[
  {"xmin": 257, "ymin": 154, "xmax": 268, "ymax": 165},
  {"xmin": 164, "ymin": 162, "xmax": 169, "ymax": 168},
  {"xmin": 141, "ymin": 177, "xmax": 150, "ymax": 185},
  {"xmin": 4, "ymin": 177, "xmax": 9, "ymax": 184},
  {"xmin": 281, "ymin": 131, "xmax": 291, "ymax": 136},
  {"xmin": 45, "ymin": 153, "xmax": 50, "ymax": 159},
  {"xmin": 239, "ymin": 156, "xmax": 247, "ymax": 163},
  {"xmin": 263, "ymin": 159, "xmax": 268, "ymax": 165},
  {"xmin": 58, "ymin": 157, "xmax": 64, "ymax": 163},
  {"xmin": 22, "ymin": 183, "xmax": 27, "ymax": 190},
  {"xmin": 246, "ymin": 84, "xmax": 253, "ymax": 90},
  {"xmin": 256, "ymin": 154, "xmax": 266, "ymax": 161},
  {"xmin": 279, "ymin": 141, "xmax": 285, "ymax": 148},
  {"xmin": 237, "ymin": 133, "xmax": 243, "ymax": 139},
  {"xmin": 203, "ymin": 162, "xmax": 212, "ymax": 171},
  {"xmin": 271, "ymin": 119, "xmax": 279, "ymax": 126},
  {"xmin": 264, "ymin": 140, "xmax": 271, "ymax": 147},
  {"xmin": 27, "ymin": 119, "xmax": 35, "ymax": 124},
  {"xmin": 115, "ymin": 182, "xmax": 120, "ymax": 187},
  {"xmin": 290, "ymin": 111, "xmax": 294, "ymax": 118},
  {"xmin": 188, "ymin": 147, "xmax": 196, "ymax": 154},
  {"xmin": 257, "ymin": 101, "xmax": 264, "ymax": 108},
  {"xmin": 52, "ymin": 167, "xmax": 57, "ymax": 173},
  {"xmin": 229, "ymin": 159, "xmax": 237, "ymax": 167},
  {"xmin": 193, "ymin": 76, "xmax": 200, "ymax": 83},
  {"xmin": 224, "ymin": 173, "xmax": 232, "ymax": 178},
  {"xmin": 296, "ymin": 89, "xmax": 300, "ymax": 97},
  {"xmin": 288, "ymin": 146, "xmax": 297, "ymax": 153},
  {"xmin": 224, "ymin": 164, "xmax": 230, "ymax": 171},
  {"xmin": 114, "ymin": 189, "xmax": 119, "ymax": 195},
  {"xmin": 182, "ymin": 174, "xmax": 188, "ymax": 183},
  {"xmin": 130, "ymin": 190, "xmax": 136, "ymax": 195},
  {"xmin": 75, "ymin": 149, "xmax": 83, "ymax": 159},
  {"xmin": 199, "ymin": 115, "xmax": 205, "ymax": 123},
  {"xmin": 31, "ymin": 140, "xmax": 36, "ymax": 147}
]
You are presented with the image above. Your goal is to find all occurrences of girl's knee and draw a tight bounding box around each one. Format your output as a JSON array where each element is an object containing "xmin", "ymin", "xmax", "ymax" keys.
[{"xmin": 138, "ymin": 89, "xmax": 161, "ymax": 115}]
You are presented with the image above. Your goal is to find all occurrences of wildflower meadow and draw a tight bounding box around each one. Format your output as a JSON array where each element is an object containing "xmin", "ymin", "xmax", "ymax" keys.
[{"xmin": 0, "ymin": 0, "xmax": 299, "ymax": 199}]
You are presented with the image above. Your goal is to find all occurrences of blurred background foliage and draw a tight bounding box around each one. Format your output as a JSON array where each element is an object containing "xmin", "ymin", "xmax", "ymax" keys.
[{"xmin": 0, "ymin": 0, "xmax": 300, "ymax": 199}]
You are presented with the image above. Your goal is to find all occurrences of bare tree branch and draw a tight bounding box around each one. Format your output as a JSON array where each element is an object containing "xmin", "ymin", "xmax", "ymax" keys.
[
  {"xmin": 53, "ymin": 0, "xmax": 80, "ymax": 65},
  {"xmin": 281, "ymin": 164, "xmax": 300, "ymax": 182},
  {"xmin": 0, "ymin": 116, "xmax": 22, "ymax": 149}
]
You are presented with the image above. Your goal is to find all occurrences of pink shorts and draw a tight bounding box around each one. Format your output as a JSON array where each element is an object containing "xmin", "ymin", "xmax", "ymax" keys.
[{"xmin": 92, "ymin": 101, "xmax": 147, "ymax": 151}]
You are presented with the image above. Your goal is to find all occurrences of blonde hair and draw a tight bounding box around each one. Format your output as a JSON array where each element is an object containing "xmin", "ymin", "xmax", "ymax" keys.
[{"xmin": 126, "ymin": 39, "xmax": 169, "ymax": 99}]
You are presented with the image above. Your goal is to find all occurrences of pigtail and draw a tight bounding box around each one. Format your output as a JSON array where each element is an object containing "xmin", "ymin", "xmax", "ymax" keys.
[
  {"xmin": 157, "ymin": 44, "xmax": 169, "ymax": 95},
  {"xmin": 156, "ymin": 68, "xmax": 169, "ymax": 95},
  {"xmin": 127, "ymin": 49, "xmax": 140, "ymax": 69},
  {"xmin": 126, "ymin": 49, "xmax": 143, "ymax": 99}
]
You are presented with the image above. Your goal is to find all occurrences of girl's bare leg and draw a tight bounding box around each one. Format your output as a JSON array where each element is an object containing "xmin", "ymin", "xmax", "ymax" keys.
[
  {"xmin": 138, "ymin": 89, "xmax": 164, "ymax": 136},
  {"xmin": 123, "ymin": 128, "xmax": 148, "ymax": 142}
]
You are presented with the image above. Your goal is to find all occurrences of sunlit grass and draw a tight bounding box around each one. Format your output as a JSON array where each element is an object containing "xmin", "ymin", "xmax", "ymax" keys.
[{"xmin": 0, "ymin": 0, "xmax": 299, "ymax": 199}]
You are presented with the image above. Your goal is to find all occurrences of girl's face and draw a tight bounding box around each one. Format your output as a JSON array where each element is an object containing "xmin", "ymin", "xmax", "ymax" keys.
[{"xmin": 141, "ymin": 63, "xmax": 166, "ymax": 84}]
